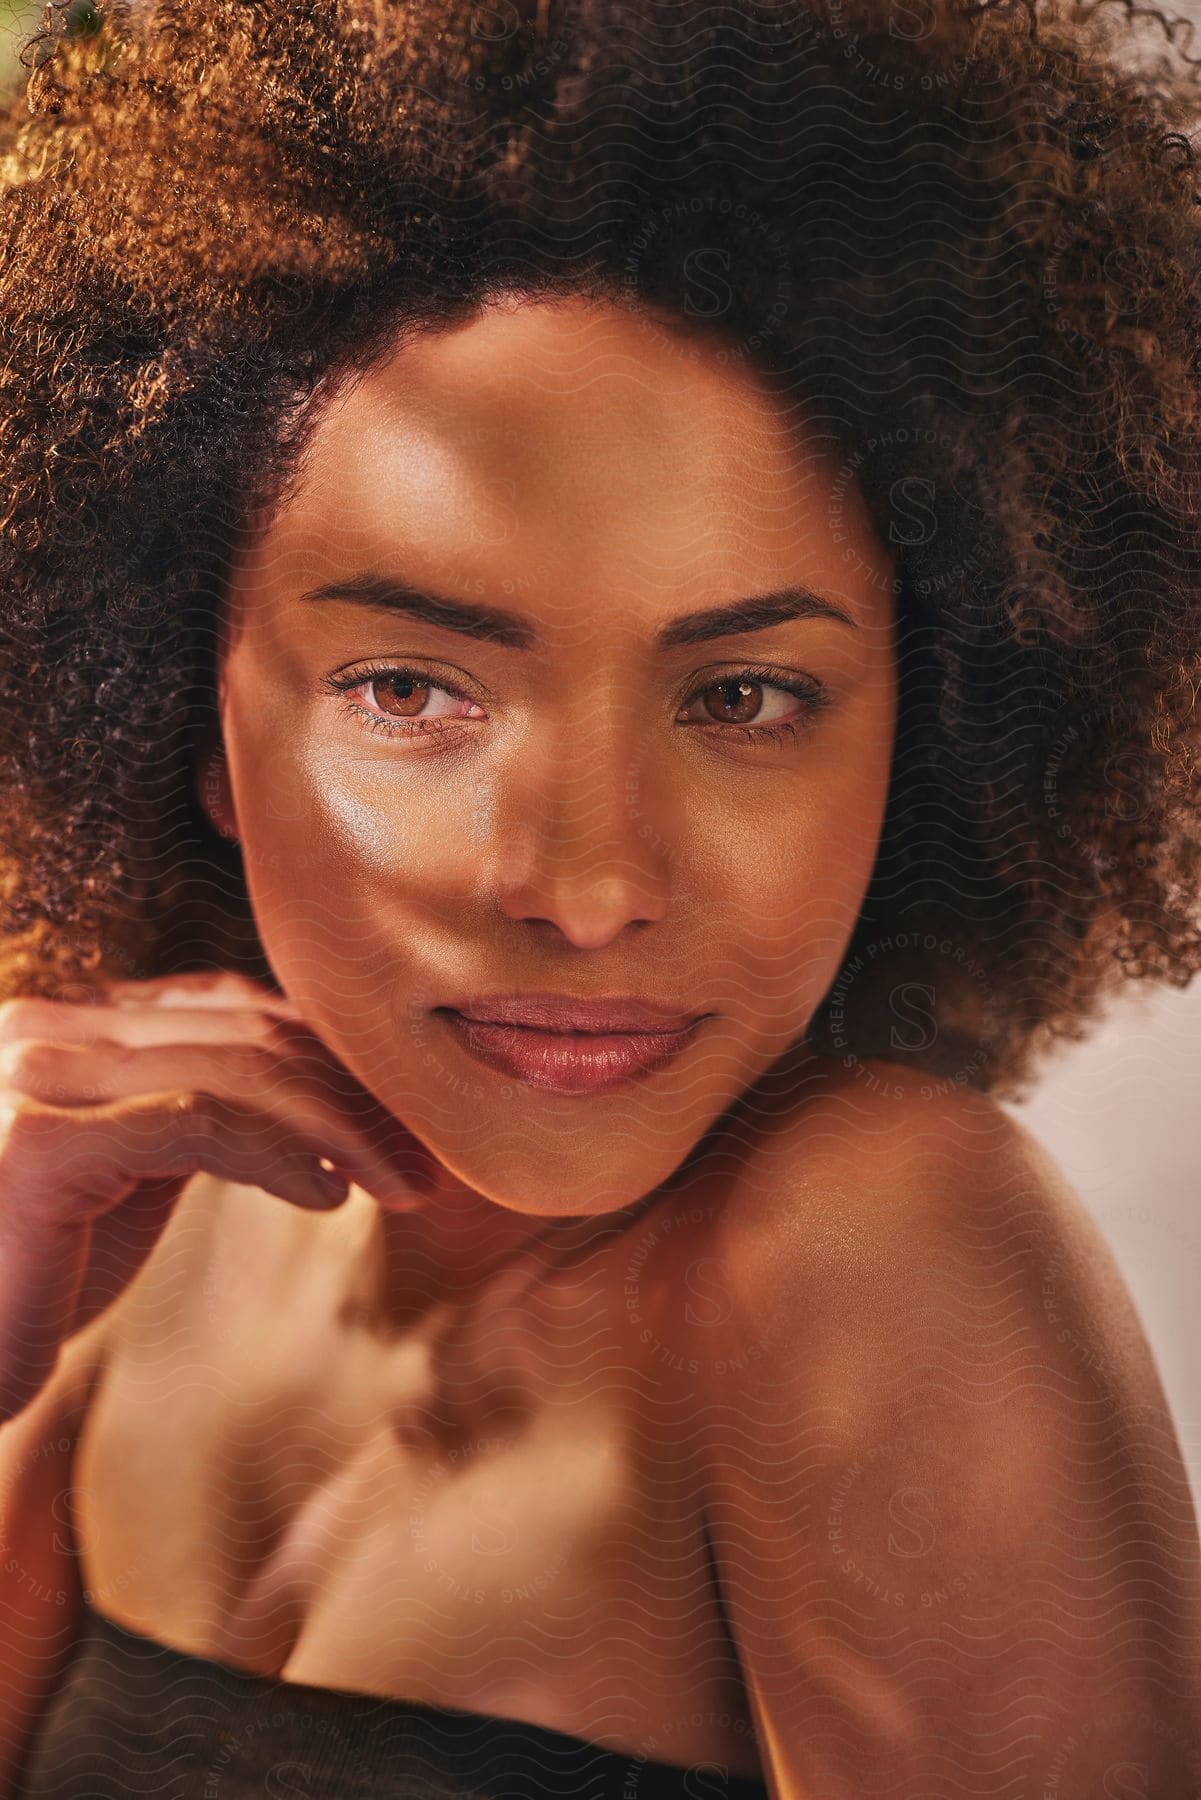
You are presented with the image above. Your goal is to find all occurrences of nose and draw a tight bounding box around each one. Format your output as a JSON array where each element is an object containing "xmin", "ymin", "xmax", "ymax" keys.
[{"xmin": 492, "ymin": 723, "xmax": 672, "ymax": 950}]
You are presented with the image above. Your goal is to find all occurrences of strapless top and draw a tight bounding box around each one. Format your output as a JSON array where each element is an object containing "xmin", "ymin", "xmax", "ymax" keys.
[{"xmin": 18, "ymin": 1597, "xmax": 770, "ymax": 1799}]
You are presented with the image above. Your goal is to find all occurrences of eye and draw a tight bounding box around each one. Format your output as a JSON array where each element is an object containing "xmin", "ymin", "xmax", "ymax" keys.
[
  {"xmin": 319, "ymin": 660, "xmax": 832, "ymax": 748},
  {"xmin": 320, "ymin": 663, "xmax": 485, "ymax": 740},
  {"xmin": 677, "ymin": 667, "xmax": 831, "ymax": 744}
]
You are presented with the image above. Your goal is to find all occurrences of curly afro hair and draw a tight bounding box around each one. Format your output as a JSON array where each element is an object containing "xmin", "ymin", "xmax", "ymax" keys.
[{"xmin": 0, "ymin": 0, "xmax": 1199, "ymax": 1102}]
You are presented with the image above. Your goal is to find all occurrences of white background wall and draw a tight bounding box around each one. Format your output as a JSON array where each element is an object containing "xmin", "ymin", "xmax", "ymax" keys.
[{"xmin": 1005, "ymin": 983, "xmax": 1201, "ymax": 1518}]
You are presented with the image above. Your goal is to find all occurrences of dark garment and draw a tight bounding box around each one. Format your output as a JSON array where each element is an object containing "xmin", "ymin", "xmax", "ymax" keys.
[{"xmin": 19, "ymin": 1598, "xmax": 770, "ymax": 1800}]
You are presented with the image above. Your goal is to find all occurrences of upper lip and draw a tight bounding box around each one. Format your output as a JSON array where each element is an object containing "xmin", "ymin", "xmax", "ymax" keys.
[{"xmin": 440, "ymin": 993, "xmax": 709, "ymax": 1034}]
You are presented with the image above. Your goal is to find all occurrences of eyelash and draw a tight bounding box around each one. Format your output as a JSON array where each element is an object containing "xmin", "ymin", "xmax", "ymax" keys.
[{"xmin": 319, "ymin": 661, "xmax": 833, "ymax": 748}]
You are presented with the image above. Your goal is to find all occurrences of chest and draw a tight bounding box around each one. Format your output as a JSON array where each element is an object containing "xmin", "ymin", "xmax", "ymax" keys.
[{"xmin": 69, "ymin": 1178, "xmax": 762, "ymax": 1772}]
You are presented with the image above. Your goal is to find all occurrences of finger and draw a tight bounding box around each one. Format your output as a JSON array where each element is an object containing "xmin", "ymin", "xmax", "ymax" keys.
[
  {"xmin": 2, "ymin": 1092, "xmax": 357, "ymax": 1224},
  {"xmin": 0, "ymin": 1097, "xmax": 356, "ymax": 1419},
  {"xmin": 0, "ymin": 1005, "xmax": 291, "ymax": 1053},
  {"xmin": 101, "ymin": 972, "xmax": 300, "ymax": 1013},
  {"xmin": 3, "ymin": 1043, "xmax": 431, "ymax": 1210}
]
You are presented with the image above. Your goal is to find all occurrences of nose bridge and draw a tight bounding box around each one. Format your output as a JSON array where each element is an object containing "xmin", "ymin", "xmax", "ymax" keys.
[{"xmin": 494, "ymin": 699, "xmax": 673, "ymax": 946}]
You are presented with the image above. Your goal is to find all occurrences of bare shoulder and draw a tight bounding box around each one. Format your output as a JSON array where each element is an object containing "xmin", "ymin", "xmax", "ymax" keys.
[
  {"xmin": 707, "ymin": 1053, "xmax": 1173, "ymax": 1423},
  {"xmin": 694, "ymin": 1059, "xmax": 1201, "ymax": 1787}
]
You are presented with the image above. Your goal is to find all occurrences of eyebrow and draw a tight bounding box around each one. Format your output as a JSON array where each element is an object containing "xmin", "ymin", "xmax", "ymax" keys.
[{"xmin": 297, "ymin": 573, "xmax": 860, "ymax": 649}]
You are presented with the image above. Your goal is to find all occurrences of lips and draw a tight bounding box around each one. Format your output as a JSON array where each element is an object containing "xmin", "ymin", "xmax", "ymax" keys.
[
  {"xmin": 443, "ymin": 992, "xmax": 705, "ymax": 1035},
  {"xmin": 432, "ymin": 995, "xmax": 710, "ymax": 1095}
]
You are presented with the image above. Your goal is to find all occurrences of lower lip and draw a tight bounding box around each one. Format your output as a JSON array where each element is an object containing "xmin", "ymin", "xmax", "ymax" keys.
[{"xmin": 434, "ymin": 1011, "xmax": 708, "ymax": 1095}]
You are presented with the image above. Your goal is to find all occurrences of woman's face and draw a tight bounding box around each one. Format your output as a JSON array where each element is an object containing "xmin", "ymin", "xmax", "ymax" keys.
[{"xmin": 205, "ymin": 293, "xmax": 898, "ymax": 1216}]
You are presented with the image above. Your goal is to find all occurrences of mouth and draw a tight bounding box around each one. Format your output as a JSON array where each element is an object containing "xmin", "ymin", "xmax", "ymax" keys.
[
  {"xmin": 432, "ymin": 999, "xmax": 712, "ymax": 1095},
  {"xmin": 443, "ymin": 992, "xmax": 706, "ymax": 1034}
]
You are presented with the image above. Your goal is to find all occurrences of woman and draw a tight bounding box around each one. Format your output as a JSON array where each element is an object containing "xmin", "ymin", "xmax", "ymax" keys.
[{"xmin": 0, "ymin": 0, "xmax": 1198, "ymax": 1793}]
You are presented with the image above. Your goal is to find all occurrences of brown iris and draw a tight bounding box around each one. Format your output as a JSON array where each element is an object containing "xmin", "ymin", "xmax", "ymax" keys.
[
  {"xmin": 375, "ymin": 675, "xmax": 431, "ymax": 717},
  {"xmin": 699, "ymin": 678, "xmax": 764, "ymax": 725}
]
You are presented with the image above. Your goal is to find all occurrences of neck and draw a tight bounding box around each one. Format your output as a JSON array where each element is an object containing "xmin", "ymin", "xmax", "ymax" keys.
[
  {"xmin": 367, "ymin": 1158, "xmax": 650, "ymax": 1326},
  {"xmin": 362, "ymin": 1042, "xmax": 827, "ymax": 1327}
]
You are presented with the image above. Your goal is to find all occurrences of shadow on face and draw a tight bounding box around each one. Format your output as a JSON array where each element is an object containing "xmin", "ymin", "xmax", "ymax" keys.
[{"xmin": 200, "ymin": 291, "xmax": 899, "ymax": 1217}]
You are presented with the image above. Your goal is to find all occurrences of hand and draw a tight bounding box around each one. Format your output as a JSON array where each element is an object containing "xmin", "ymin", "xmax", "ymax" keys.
[{"xmin": 0, "ymin": 968, "xmax": 434, "ymax": 1423}]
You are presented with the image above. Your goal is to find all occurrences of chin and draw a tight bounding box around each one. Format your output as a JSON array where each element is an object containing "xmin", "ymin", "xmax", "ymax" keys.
[
  {"xmin": 412, "ymin": 1126, "xmax": 692, "ymax": 1218},
  {"xmin": 477, "ymin": 1186, "xmax": 625, "ymax": 1220}
]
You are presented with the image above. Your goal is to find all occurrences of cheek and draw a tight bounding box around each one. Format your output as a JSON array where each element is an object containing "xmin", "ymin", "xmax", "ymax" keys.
[
  {"xmin": 219, "ymin": 712, "xmax": 440, "ymax": 1031},
  {"xmin": 703, "ymin": 788, "xmax": 874, "ymax": 980},
  {"xmin": 699, "ymin": 734, "xmax": 894, "ymax": 1009},
  {"xmin": 232, "ymin": 710, "xmax": 469, "ymax": 897}
]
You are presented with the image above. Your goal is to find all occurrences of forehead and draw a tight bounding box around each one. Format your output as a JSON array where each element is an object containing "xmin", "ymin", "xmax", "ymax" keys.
[
  {"xmin": 234, "ymin": 294, "xmax": 893, "ymax": 619},
  {"xmin": 288, "ymin": 295, "xmax": 827, "ymax": 512}
]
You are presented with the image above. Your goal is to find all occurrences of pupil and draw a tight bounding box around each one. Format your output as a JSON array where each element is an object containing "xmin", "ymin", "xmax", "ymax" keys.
[
  {"xmin": 710, "ymin": 678, "xmax": 760, "ymax": 724},
  {"xmin": 380, "ymin": 676, "xmax": 429, "ymax": 717}
]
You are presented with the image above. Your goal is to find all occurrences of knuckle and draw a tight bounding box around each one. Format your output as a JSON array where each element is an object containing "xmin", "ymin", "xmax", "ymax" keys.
[
  {"xmin": 165, "ymin": 1088, "xmax": 286, "ymax": 1170},
  {"xmin": 151, "ymin": 1090, "xmax": 220, "ymax": 1162},
  {"xmin": 160, "ymin": 1088, "xmax": 240, "ymax": 1144},
  {"xmin": 164, "ymin": 1089, "xmax": 210, "ymax": 1123},
  {"xmin": 0, "ymin": 1038, "xmax": 59, "ymax": 1093},
  {"xmin": 0, "ymin": 998, "xmax": 48, "ymax": 1046}
]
